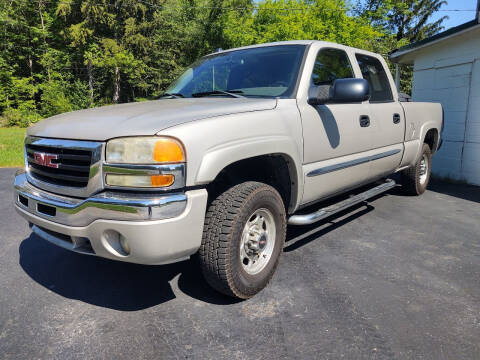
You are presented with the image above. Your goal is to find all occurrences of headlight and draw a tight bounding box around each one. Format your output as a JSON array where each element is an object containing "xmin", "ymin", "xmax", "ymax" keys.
[
  {"xmin": 106, "ymin": 136, "xmax": 185, "ymax": 164},
  {"xmin": 105, "ymin": 136, "xmax": 185, "ymax": 188}
]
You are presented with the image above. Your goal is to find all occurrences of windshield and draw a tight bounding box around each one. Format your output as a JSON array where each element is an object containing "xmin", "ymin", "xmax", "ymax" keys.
[{"xmin": 165, "ymin": 45, "xmax": 306, "ymax": 98}]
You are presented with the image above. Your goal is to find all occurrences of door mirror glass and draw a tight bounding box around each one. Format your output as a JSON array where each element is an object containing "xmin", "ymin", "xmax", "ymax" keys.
[{"xmin": 308, "ymin": 78, "xmax": 370, "ymax": 105}]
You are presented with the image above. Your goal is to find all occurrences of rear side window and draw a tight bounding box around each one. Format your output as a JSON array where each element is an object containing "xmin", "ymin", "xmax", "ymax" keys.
[
  {"xmin": 355, "ymin": 54, "xmax": 393, "ymax": 102},
  {"xmin": 311, "ymin": 48, "xmax": 354, "ymax": 86}
]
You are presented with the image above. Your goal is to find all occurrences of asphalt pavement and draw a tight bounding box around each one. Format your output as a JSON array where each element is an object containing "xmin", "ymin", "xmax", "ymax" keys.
[{"xmin": 1, "ymin": 167, "xmax": 479, "ymax": 359}]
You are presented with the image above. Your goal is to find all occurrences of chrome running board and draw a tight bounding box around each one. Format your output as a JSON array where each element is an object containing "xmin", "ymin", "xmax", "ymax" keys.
[{"xmin": 288, "ymin": 179, "xmax": 397, "ymax": 226}]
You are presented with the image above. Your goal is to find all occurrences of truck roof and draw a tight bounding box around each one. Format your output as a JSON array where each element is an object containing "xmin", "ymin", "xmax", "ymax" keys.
[{"xmin": 205, "ymin": 40, "xmax": 380, "ymax": 58}]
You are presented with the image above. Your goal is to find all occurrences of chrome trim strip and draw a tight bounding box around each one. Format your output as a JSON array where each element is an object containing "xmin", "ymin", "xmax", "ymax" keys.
[
  {"xmin": 14, "ymin": 171, "xmax": 187, "ymax": 226},
  {"xmin": 369, "ymin": 149, "xmax": 401, "ymax": 161},
  {"xmin": 25, "ymin": 136, "xmax": 105, "ymax": 198},
  {"xmin": 307, "ymin": 149, "xmax": 401, "ymax": 177},
  {"xmin": 307, "ymin": 157, "xmax": 370, "ymax": 177},
  {"xmin": 103, "ymin": 163, "xmax": 186, "ymax": 191}
]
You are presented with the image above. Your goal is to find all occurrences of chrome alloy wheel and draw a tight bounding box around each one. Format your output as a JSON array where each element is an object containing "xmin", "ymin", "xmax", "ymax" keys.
[
  {"xmin": 419, "ymin": 153, "xmax": 429, "ymax": 185},
  {"xmin": 240, "ymin": 208, "xmax": 276, "ymax": 275}
]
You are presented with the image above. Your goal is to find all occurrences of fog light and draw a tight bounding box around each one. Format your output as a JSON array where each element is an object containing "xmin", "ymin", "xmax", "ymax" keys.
[{"xmin": 102, "ymin": 230, "xmax": 130, "ymax": 257}]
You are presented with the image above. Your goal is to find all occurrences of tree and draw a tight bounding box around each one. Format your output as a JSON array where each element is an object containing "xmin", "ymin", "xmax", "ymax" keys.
[
  {"xmin": 0, "ymin": 0, "xmax": 404, "ymax": 126},
  {"xmin": 359, "ymin": 0, "xmax": 447, "ymax": 42},
  {"xmin": 357, "ymin": 0, "xmax": 448, "ymax": 94},
  {"xmin": 224, "ymin": 0, "xmax": 382, "ymax": 49}
]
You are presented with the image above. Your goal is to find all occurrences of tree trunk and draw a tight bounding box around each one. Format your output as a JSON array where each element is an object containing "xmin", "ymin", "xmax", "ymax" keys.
[
  {"xmin": 87, "ymin": 59, "xmax": 94, "ymax": 101},
  {"xmin": 113, "ymin": 67, "xmax": 120, "ymax": 103},
  {"xmin": 28, "ymin": 55, "xmax": 33, "ymax": 77},
  {"xmin": 38, "ymin": 0, "xmax": 50, "ymax": 81}
]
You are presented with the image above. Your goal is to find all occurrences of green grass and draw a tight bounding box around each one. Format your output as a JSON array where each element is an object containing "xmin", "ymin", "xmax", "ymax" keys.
[{"xmin": 0, "ymin": 127, "xmax": 26, "ymax": 167}]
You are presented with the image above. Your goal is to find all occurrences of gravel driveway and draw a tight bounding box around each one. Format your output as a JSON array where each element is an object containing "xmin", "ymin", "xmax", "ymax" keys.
[{"xmin": 1, "ymin": 167, "xmax": 479, "ymax": 359}]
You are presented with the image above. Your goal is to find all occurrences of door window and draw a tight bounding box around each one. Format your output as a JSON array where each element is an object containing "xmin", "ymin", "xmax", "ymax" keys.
[
  {"xmin": 355, "ymin": 54, "xmax": 393, "ymax": 102},
  {"xmin": 311, "ymin": 48, "xmax": 354, "ymax": 86}
]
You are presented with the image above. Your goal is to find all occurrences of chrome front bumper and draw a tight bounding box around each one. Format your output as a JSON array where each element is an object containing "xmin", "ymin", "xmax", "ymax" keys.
[
  {"xmin": 14, "ymin": 171, "xmax": 187, "ymax": 226},
  {"xmin": 13, "ymin": 170, "xmax": 209, "ymax": 265}
]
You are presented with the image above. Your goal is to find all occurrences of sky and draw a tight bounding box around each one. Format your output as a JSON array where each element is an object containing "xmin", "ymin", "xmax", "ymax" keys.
[
  {"xmin": 429, "ymin": 0, "xmax": 478, "ymax": 30},
  {"xmin": 350, "ymin": 0, "xmax": 478, "ymax": 31}
]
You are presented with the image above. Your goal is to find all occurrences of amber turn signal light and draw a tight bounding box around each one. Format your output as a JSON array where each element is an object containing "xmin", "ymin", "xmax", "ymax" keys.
[
  {"xmin": 150, "ymin": 174, "xmax": 175, "ymax": 187},
  {"xmin": 153, "ymin": 139, "xmax": 184, "ymax": 163}
]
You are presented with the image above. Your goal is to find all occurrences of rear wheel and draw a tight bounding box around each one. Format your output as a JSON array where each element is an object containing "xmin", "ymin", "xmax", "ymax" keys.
[
  {"xmin": 401, "ymin": 143, "xmax": 432, "ymax": 195},
  {"xmin": 199, "ymin": 181, "xmax": 286, "ymax": 299}
]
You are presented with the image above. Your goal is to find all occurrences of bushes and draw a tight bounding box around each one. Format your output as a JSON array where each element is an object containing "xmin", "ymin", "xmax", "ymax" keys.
[
  {"xmin": 40, "ymin": 79, "xmax": 93, "ymax": 119},
  {"xmin": 2, "ymin": 106, "xmax": 42, "ymax": 128},
  {"xmin": 0, "ymin": 76, "xmax": 40, "ymax": 127},
  {"xmin": 0, "ymin": 78, "xmax": 93, "ymax": 128}
]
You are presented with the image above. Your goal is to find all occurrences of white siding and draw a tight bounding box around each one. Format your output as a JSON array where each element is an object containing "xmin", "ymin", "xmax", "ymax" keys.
[
  {"xmin": 410, "ymin": 28, "xmax": 480, "ymax": 185},
  {"xmin": 463, "ymin": 59, "xmax": 480, "ymax": 185}
]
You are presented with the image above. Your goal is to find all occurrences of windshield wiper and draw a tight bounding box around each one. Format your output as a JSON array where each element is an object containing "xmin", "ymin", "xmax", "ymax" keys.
[
  {"xmin": 159, "ymin": 92, "xmax": 184, "ymax": 99},
  {"xmin": 191, "ymin": 90, "xmax": 245, "ymax": 98}
]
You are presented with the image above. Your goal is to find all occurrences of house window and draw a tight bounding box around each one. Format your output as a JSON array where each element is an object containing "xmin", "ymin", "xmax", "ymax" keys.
[{"xmin": 355, "ymin": 54, "xmax": 393, "ymax": 102}]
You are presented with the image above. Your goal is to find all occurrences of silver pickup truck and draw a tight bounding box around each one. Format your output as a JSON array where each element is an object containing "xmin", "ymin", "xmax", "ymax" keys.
[{"xmin": 14, "ymin": 41, "xmax": 442, "ymax": 298}]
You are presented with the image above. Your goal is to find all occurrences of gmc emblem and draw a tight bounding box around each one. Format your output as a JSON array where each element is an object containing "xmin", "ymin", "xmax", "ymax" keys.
[{"xmin": 33, "ymin": 152, "xmax": 59, "ymax": 168}]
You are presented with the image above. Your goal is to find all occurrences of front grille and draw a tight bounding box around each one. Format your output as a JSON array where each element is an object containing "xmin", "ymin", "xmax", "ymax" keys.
[{"xmin": 26, "ymin": 143, "xmax": 92, "ymax": 188}]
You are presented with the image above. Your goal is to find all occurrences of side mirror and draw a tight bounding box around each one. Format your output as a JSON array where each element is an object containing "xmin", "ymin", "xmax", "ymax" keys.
[{"xmin": 308, "ymin": 78, "xmax": 370, "ymax": 105}]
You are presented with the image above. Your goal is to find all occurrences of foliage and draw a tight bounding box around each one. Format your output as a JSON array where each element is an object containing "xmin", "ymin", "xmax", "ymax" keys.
[
  {"xmin": 40, "ymin": 78, "xmax": 94, "ymax": 118},
  {"xmin": 357, "ymin": 0, "xmax": 447, "ymax": 94},
  {"xmin": 2, "ymin": 106, "xmax": 41, "ymax": 127},
  {"xmin": 358, "ymin": 0, "xmax": 447, "ymax": 42},
  {"xmin": 224, "ymin": 0, "xmax": 382, "ymax": 49},
  {"xmin": 0, "ymin": 0, "xmax": 447, "ymax": 127}
]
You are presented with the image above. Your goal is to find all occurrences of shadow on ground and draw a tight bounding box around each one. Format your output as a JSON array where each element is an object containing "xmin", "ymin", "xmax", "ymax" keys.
[
  {"xmin": 19, "ymin": 235, "xmax": 239, "ymax": 311},
  {"xmin": 428, "ymin": 180, "xmax": 480, "ymax": 203},
  {"xmin": 18, "ymin": 188, "xmax": 392, "ymax": 311},
  {"xmin": 285, "ymin": 203, "xmax": 375, "ymax": 252}
]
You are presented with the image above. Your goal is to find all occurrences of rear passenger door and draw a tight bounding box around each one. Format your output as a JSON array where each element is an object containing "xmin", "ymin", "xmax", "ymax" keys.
[{"xmin": 354, "ymin": 53, "xmax": 404, "ymax": 177}]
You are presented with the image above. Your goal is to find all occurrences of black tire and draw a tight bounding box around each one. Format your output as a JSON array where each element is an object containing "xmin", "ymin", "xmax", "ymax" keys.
[
  {"xmin": 199, "ymin": 181, "xmax": 286, "ymax": 299},
  {"xmin": 401, "ymin": 143, "xmax": 432, "ymax": 195}
]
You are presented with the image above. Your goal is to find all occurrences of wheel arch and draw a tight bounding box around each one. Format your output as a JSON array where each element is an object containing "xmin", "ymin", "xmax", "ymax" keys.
[
  {"xmin": 201, "ymin": 152, "xmax": 301, "ymax": 214},
  {"xmin": 412, "ymin": 123, "xmax": 440, "ymax": 164},
  {"xmin": 194, "ymin": 136, "xmax": 303, "ymax": 213},
  {"xmin": 423, "ymin": 128, "xmax": 439, "ymax": 154}
]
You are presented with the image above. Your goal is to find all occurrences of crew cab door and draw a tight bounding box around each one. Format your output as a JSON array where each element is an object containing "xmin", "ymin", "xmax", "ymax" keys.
[
  {"xmin": 353, "ymin": 53, "xmax": 404, "ymax": 178},
  {"xmin": 297, "ymin": 46, "xmax": 374, "ymax": 205}
]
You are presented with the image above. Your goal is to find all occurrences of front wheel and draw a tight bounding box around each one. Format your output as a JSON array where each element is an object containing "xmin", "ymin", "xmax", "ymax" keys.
[
  {"xmin": 401, "ymin": 143, "xmax": 432, "ymax": 195},
  {"xmin": 199, "ymin": 181, "xmax": 286, "ymax": 299}
]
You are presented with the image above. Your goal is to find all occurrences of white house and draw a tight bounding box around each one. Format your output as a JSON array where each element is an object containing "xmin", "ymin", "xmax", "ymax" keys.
[{"xmin": 390, "ymin": 4, "xmax": 480, "ymax": 186}]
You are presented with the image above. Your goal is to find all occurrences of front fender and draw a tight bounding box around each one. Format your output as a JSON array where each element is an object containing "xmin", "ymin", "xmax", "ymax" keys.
[
  {"xmin": 158, "ymin": 101, "xmax": 305, "ymax": 210},
  {"xmin": 195, "ymin": 136, "xmax": 303, "ymax": 211},
  {"xmin": 195, "ymin": 135, "xmax": 301, "ymax": 184}
]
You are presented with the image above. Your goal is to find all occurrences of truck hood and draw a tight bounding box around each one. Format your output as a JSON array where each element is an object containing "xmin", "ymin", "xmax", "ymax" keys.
[{"xmin": 27, "ymin": 98, "xmax": 277, "ymax": 141}]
